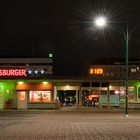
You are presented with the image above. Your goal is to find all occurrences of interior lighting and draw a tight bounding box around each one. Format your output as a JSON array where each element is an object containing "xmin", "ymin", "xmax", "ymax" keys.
[
  {"xmin": 42, "ymin": 81, "xmax": 48, "ymax": 84},
  {"xmin": 18, "ymin": 81, "xmax": 24, "ymax": 85}
]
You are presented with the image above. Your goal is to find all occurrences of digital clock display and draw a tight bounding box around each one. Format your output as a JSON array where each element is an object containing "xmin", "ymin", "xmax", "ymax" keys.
[{"xmin": 89, "ymin": 68, "xmax": 103, "ymax": 75}]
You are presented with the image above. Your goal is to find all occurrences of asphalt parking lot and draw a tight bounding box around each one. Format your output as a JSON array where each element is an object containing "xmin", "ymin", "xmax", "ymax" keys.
[{"xmin": 0, "ymin": 110, "xmax": 140, "ymax": 140}]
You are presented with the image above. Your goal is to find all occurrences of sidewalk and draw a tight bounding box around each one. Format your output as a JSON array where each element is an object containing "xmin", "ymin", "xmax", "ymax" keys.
[
  {"xmin": 0, "ymin": 110, "xmax": 140, "ymax": 140},
  {"xmin": 1, "ymin": 106, "xmax": 140, "ymax": 113},
  {"xmin": 60, "ymin": 106, "xmax": 140, "ymax": 112}
]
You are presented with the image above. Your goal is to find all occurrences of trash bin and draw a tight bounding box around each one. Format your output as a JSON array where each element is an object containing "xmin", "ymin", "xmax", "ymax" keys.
[{"xmin": 5, "ymin": 100, "xmax": 12, "ymax": 109}]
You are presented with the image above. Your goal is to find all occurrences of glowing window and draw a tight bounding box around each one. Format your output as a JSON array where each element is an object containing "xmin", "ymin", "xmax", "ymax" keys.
[
  {"xmin": 19, "ymin": 91, "xmax": 26, "ymax": 100},
  {"xmin": 29, "ymin": 91, "xmax": 51, "ymax": 102}
]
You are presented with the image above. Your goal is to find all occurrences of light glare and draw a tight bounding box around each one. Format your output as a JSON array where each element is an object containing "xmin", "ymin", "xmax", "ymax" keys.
[{"xmin": 95, "ymin": 16, "xmax": 106, "ymax": 27}]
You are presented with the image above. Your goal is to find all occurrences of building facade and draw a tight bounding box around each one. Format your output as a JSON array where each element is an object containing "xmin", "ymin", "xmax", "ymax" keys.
[{"xmin": 0, "ymin": 58, "xmax": 140, "ymax": 110}]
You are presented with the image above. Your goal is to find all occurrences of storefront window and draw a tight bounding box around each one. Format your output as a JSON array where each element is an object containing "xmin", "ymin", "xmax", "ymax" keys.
[
  {"xmin": 19, "ymin": 91, "xmax": 26, "ymax": 100},
  {"xmin": 128, "ymin": 86, "xmax": 135, "ymax": 102},
  {"xmin": 119, "ymin": 88, "xmax": 125, "ymax": 103},
  {"xmin": 120, "ymin": 86, "xmax": 135, "ymax": 103},
  {"xmin": 100, "ymin": 90, "xmax": 107, "ymax": 106},
  {"xmin": 29, "ymin": 91, "xmax": 51, "ymax": 102},
  {"xmin": 82, "ymin": 90, "xmax": 99, "ymax": 107},
  {"xmin": 137, "ymin": 87, "xmax": 140, "ymax": 99},
  {"xmin": 101, "ymin": 90, "xmax": 107, "ymax": 95}
]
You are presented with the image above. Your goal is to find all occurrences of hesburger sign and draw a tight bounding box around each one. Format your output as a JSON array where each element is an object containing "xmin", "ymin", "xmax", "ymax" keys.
[{"xmin": 0, "ymin": 69, "xmax": 27, "ymax": 76}]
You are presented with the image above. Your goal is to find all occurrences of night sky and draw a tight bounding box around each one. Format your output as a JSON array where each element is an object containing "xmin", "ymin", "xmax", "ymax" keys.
[{"xmin": 0, "ymin": 0, "xmax": 140, "ymax": 76}]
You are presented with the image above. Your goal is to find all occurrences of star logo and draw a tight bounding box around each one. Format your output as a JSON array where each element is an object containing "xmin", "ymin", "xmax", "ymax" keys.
[
  {"xmin": 34, "ymin": 70, "xmax": 38, "ymax": 74},
  {"xmin": 28, "ymin": 70, "xmax": 32, "ymax": 74},
  {"xmin": 41, "ymin": 70, "xmax": 45, "ymax": 74}
]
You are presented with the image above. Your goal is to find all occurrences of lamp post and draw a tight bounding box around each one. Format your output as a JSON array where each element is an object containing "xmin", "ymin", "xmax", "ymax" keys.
[
  {"xmin": 125, "ymin": 25, "xmax": 129, "ymax": 116},
  {"xmin": 94, "ymin": 16, "xmax": 129, "ymax": 116}
]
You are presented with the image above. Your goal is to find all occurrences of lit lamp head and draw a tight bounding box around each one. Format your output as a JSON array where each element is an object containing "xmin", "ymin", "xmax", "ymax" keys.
[{"xmin": 94, "ymin": 16, "xmax": 107, "ymax": 28}]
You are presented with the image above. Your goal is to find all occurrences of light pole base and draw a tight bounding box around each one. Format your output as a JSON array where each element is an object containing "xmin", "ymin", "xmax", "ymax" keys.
[{"xmin": 124, "ymin": 114, "xmax": 129, "ymax": 117}]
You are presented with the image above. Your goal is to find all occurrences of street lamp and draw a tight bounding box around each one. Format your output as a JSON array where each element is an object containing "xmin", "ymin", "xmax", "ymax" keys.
[
  {"xmin": 94, "ymin": 16, "xmax": 107, "ymax": 28},
  {"xmin": 94, "ymin": 16, "xmax": 129, "ymax": 116},
  {"xmin": 125, "ymin": 24, "xmax": 129, "ymax": 117}
]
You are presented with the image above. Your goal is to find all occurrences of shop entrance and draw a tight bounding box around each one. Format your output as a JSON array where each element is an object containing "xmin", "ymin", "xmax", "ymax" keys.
[
  {"xmin": 57, "ymin": 90, "xmax": 76, "ymax": 107},
  {"xmin": 17, "ymin": 91, "xmax": 27, "ymax": 109},
  {"xmin": 82, "ymin": 90, "xmax": 99, "ymax": 107}
]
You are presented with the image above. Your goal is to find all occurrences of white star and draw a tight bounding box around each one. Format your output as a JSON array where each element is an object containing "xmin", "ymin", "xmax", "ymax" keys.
[
  {"xmin": 28, "ymin": 70, "xmax": 32, "ymax": 74},
  {"xmin": 34, "ymin": 70, "xmax": 38, "ymax": 74},
  {"xmin": 41, "ymin": 70, "xmax": 45, "ymax": 74}
]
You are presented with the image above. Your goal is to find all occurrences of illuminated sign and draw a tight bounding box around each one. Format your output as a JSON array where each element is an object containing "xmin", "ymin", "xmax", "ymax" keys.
[
  {"xmin": 0, "ymin": 67, "xmax": 52, "ymax": 78},
  {"xmin": 114, "ymin": 90, "xmax": 119, "ymax": 95},
  {"xmin": 89, "ymin": 68, "xmax": 103, "ymax": 75},
  {"xmin": 0, "ymin": 69, "xmax": 27, "ymax": 76},
  {"xmin": 120, "ymin": 90, "xmax": 125, "ymax": 96},
  {"xmin": 27, "ymin": 69, "xmax": 47, "ymax": 75}
]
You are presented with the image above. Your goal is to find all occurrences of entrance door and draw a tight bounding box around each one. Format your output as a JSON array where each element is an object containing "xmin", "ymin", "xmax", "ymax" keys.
[
  {"xmin": 17, "ymin": 91, "xmax": 27, "ymax": 109},
  {"xmin": 57, "ymin": 90, "xmax": 76, "ymax": 107},
  {"xmin": 0, "ymin": 91, "xmax": 3, "ymax": 109}
]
